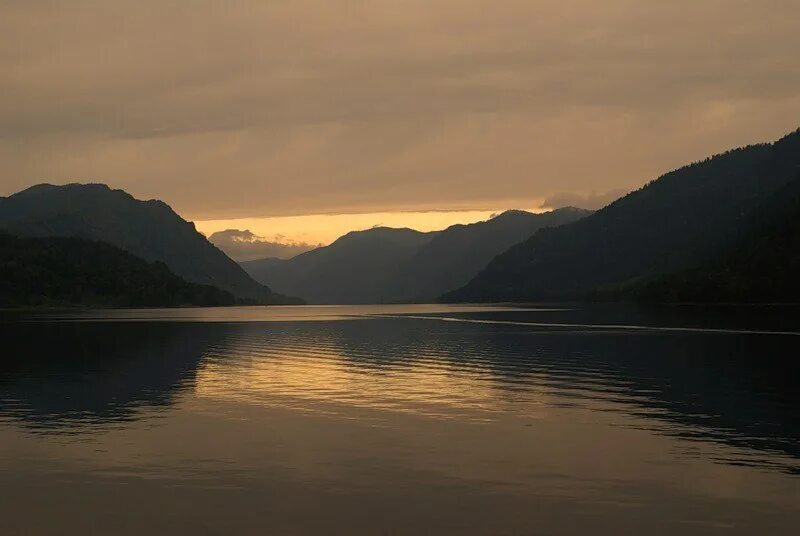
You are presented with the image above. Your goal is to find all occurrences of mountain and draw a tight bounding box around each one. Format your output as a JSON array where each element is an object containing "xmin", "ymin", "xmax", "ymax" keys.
[
  {"xmin": 0, "ymin": 233, "xmax": 235, "ymax": 307},
  {"xmin": 207, "ymin": 229, "xmax": 319, "ymax": 261},
  {"xmin": 243, "ymin": 227, "xmax": 437, "ymax": 304},
  {"xmin": 621, "ymin": 173, "xmax": 800, "ymax": 303},
  {"xmin": 0, "ymin": 183, "xmax": 299, "ymax": 304},
  {"xmin": 386, "ymin": 208, "xmax": 590, "ymax": 302},
  {"xmin": 443, "ymin": 129, "xmax": 800, "ymax": 302},
  {"xmin": 239, "ymin": 257, "xmax": 285, "ymax": 274},
  {"xmin": 242, "ymin": 208, "xmax": 590, "ymax": 304}
]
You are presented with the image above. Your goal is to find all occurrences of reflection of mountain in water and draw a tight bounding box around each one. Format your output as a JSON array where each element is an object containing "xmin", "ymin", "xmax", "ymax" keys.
[
  {"xmin": 484, "ymin": 328, "xmax": 800, "ymax": 472},
  {"xmin": 270, "ymin": 316, "xmax": 800, "ymax": 473},
  {"xmin": 0, "ymin": 322, "xmax": 232, "ymax": 430},
  {"xmin": 1, "ymin": 311, "xmax": 798, "ymax": 474}
]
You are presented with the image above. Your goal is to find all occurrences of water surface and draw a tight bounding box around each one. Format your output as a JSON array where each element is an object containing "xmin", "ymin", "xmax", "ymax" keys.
[{"xmin": 1, "ymin": 304, "xmax": 799, "ymax": 534}]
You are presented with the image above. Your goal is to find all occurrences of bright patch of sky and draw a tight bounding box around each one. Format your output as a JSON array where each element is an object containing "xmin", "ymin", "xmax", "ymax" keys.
[{"xmin": 196, "ymin": 208, "xmax": 544, "ymax": 245}]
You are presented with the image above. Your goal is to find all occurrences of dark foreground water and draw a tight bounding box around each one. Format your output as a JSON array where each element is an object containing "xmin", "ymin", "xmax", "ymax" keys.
[{"xmin": 1, "ymin": 304, "xmax": 799, "ymax": 535}]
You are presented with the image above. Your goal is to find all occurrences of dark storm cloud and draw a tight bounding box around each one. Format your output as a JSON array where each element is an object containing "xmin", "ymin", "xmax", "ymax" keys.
[{"xmin": 1, "ymin": 0, "xmax": 799, "ymax": 219}]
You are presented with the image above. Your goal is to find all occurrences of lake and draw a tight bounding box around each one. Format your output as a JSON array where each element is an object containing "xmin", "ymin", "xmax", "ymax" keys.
[{"xmin": 1, "ymin": 304, "xmax": 799, "ymax": 534}]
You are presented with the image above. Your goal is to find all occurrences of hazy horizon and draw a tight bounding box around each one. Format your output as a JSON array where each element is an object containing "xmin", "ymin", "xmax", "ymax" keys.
[{"xmin": 197, "ymin": 207, "xmax": 552, "ymax": 249}]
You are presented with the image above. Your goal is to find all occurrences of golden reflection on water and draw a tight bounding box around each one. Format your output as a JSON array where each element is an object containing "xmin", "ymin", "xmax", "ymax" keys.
[
  {"xmin": 194, "ymin": 330, "xmax": 551, "ymax": 422},
  {"xmin": 3, "ymin": 307, "xmax": 800, "ymax": 534}
]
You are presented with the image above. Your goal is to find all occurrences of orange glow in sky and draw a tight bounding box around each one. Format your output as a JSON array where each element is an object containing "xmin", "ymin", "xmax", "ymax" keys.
[{"xmin": 195, "ymin": 208, "xmax": 545, "ymax": 245}]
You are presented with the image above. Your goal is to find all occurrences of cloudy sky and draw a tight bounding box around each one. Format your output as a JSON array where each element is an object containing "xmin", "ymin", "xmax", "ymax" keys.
[{"xmin": 2, "ymin": 0, "xmax": 798, "ymax": 242}]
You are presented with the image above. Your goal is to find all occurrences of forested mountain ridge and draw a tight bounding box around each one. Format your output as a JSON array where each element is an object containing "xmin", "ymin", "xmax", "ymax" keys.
[
  {"xmin": 0, "ymin": 183, "xmax": 299, "ymax": 304},
  {"xmin": 242, "ymin": 208, "xmax": 590, "ymax": 304},
  {"xmin": 443, "ymin": 129, "xmax": 800, "ymax": 302},
  {"xmin": 617, "ymin": 173, "xmax": 800, "ymax": 303},
  {"xmin": 0, "ymin": 233, "xmax": 236, "ymax": 307}
]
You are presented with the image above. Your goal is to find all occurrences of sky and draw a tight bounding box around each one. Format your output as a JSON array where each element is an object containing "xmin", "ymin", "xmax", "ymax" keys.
[
  {"xmin": 199, "ymin": 208, "xmax": 543, "ymax": 259},
  {"xmin": 2, "ymin": 0, "xmax": 799, "ymax": 244}
]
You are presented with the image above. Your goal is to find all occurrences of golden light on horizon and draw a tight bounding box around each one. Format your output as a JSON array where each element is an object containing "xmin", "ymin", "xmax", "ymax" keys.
[{"xmin": 195, "ymin": 207, "xmax": 547, "ymax": 245}]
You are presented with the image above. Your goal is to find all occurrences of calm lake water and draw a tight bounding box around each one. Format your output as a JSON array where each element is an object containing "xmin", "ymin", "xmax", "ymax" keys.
[{"xmin": 1, "ymin": 304, "xmax": 799, "ymax": 535}]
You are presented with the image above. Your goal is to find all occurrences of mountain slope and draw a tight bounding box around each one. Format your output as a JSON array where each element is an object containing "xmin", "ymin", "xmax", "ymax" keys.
[
  {"xmin": 0, "ymin": 183, "xmax": 296, "ymax": 303},
  {"xmin": 444, "ymin": 129, "xmax": 800, "ymax": 302},
  {"xmin": 207, "ymin": 229, "xmax": 319, "ymax": 261},
  {"xmin": 623, "ymin": 174, "xmax": 800, "ymax": 303},
  {"xmin": 0, "ymin": 233, "xmax": 235, "ymax": 307},
  {"xmin": 242, "ymin": 208, "xmax": 590, "ymax": 304},
  {"xmin": 243, "ymin": 227, "xmax": 437, "ymax": 304},
  {"xmin": 387, "ymin": 208, "xmax": 590, "ymax": 302}
]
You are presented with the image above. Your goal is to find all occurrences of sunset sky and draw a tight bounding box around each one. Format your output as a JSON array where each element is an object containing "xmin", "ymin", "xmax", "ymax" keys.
[
  {"xmin": 195, "ymin": 208, "xmax": 544, "ymax": 247},
  {"xmin": 2, "ymin": 1, "xmax": 799, "ymax": 243}
]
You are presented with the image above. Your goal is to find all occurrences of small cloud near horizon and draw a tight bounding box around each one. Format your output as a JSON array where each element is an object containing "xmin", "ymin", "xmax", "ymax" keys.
[
  {"xmin": 539, "ymin": 190, "xmax": 629, "ymax": 211},
  {"xmin": 195, "ymin": 209, "xmax": 527, "ymax": 246},
  {"xmin": 208, "ymin": 229, "xmax": 320, "ymax": 262}
]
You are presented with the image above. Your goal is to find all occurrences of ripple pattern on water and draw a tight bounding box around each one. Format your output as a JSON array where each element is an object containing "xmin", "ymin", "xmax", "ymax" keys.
[{"xmin": 1, "ymin": 305, "xmax": 800, "ymax": 535}]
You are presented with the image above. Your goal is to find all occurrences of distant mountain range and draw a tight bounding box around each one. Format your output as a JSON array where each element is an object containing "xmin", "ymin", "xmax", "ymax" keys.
[
  {"xmin": 3, "ymin": 128, "xmax": 798, "ymax": 307},
  {"xmin": 242, "ymin": 208, "xmax": 590, "ymax": 304},
  {"xmin": 0, "ymin": 183, "xmax": 300, "ymax": 305},
  {"xmin": 241, "ymin": 227, "xmax": 438, "ymax": 304},
  {"xmin": 0, "ymin": 233, "xmax": 235, "ymax": 307},
  {"xmin": 444, "ymin": 129, "xmax": 800, "ymax": 303},
  {"xmin": 208, "ymin": 229, "xmax": 319, "ymax": 262}
]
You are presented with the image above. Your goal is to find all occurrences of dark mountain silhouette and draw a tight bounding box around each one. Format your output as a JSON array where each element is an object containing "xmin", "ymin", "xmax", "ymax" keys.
[
  {"xmin": 387, "ymin": 208, "xmax": 590, "ymax": 302},
  {"xmin": 242, "ymin": 208, "xmax": 589, "ymax": 304},
  {"xmin": 621, "ymin": 173, "xmax": 800, "ymax": 303},
  {"xmin": 0, "ymin": 183, "xmax": 299, "ymax": 304},
  {"xmin": 243, "ymin": 227, "xmax": 437, "ymax": 304},
  {"xmin": 444, "ymin": 129, "xmax": 800, "ymax": 302},
  {"xmin": 0, "ymin": 233, "xmax": 235, "ymax": 307},
  {"xmin": 239, "ymin": 257, "xmax": 285, "ymax": 280}
]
